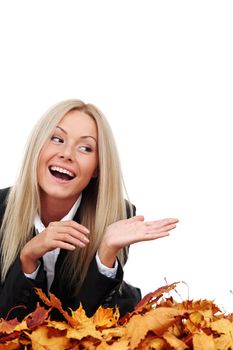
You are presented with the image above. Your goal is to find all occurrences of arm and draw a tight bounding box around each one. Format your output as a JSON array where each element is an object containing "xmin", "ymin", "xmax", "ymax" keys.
[{"xmin": 0, "ymin": 256, "xmax": 47, "ymax": 320}]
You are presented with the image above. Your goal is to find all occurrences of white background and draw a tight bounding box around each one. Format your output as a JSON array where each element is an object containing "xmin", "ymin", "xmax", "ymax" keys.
[{"xmin": 0, "ymin": 1, "xmax": 233, "ymax": 312}]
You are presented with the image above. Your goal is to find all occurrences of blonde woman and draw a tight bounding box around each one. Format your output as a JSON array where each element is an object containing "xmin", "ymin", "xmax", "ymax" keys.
[{"xmin": 0, "ymin": 99, "xmax": 178, "ymax": 320}]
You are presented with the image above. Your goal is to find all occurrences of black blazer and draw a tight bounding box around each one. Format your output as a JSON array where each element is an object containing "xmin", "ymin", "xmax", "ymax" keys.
[{"xmin": 0, "ymin": 188, "xmax": 141, "ymax": 321}]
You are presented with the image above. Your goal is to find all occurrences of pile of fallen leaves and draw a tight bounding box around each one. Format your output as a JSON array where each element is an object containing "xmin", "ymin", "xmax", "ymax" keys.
[{"xmin": 1, "ymin": 282, "xmax": 233, "ymax": 349}]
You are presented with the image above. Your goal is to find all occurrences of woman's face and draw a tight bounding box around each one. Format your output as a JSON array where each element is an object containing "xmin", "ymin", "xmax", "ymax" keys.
[{"xmin": 37, "ymin": 109, "xmax": 99, "ymax": 207}]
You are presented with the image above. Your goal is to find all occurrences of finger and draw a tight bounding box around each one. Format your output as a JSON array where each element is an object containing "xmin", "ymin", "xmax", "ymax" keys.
[
  {"xmin": 128, "ymin": 215, "xmax": 144, "ymax": 222},
  {"xmin": 54, "ymin": 232, "xmax": 89, "ymax": 247},
  {"xmin": 143, "ymin": 232, "xmax": 170, "ymax": 241},
  {"xmin": 54, "ymin": 241, "xmax": 85, "ymax": 251},
  {"xmin": 50, "ymin": 225, "xmax": 89, "ymax": 243},
  {"xmin": 146, "ymin": 223, "xmax": 177, "ymax": 234},
  {"xmin": 146, "ymin": 218, "xmax": 179, "ymax": 229},
  {"xmin": 50, "ymin": 220, "xmax": 90, "ymax": 235}
]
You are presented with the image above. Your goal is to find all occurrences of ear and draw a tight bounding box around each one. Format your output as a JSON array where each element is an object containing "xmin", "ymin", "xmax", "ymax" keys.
[{"xmin": 92, "ymin": 167, "xmax": 99, "ymax": 178}]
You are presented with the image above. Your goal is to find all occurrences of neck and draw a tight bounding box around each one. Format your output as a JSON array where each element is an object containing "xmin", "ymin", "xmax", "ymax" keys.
[{"xmin": 40, "ymin": 194, "xmax": 79, "ymax": 227}]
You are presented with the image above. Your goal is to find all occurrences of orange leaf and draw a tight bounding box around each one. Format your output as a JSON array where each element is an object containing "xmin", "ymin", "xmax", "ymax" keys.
[
  {"xmin": 0, "ymin": 318, "xmax": 19, "ymax": 334},
  {"xmin": 126, "ymin": 307, "xmax": 185, "ymax": 349},
  {"xmin": 28, "ymin": 325, "xmax": 71, "ymax": 350},
  {"xmin": 192, "ymin": 333, "xmax": 216, "ymax": 350},
  {"xmin": 35, "ymin": 288, "xmax": 79, "ymax": 327},
  {"xmin": 92, "ymin": 306, "xmax": 120, "ymax": 328}
]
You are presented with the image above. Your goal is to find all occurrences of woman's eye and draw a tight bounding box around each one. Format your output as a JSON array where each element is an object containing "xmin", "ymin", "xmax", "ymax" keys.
[
  {"xmin": 51, "ymin": 136, "xmax": 63, "ymax": 143},
  {"xmin": 79, "ymin": 145, "xmax": 92, "ymax": 153}
]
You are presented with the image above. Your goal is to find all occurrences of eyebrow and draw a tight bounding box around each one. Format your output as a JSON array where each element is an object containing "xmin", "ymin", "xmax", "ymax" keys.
[{"xmin": 56, "ymin": 126, "xmax": 97, "ymax": 143}]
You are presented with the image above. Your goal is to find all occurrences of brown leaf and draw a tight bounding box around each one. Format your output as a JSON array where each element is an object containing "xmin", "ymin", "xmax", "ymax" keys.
[
  {"xmin": 26, "ymin": 303, "xmax": 50, "ymax": 329},
  {"xmin": 0, "ymin": 318, "xmax": 19, "ymax": 334}
]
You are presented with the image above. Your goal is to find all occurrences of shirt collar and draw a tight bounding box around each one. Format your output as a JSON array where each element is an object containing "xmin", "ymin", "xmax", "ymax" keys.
[{"xmin": 34, "ymin": 194, "xmax": 82, "ymax": 234}]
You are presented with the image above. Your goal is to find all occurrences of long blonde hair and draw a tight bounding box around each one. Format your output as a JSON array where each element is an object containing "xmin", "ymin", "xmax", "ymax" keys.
[{"xmin": 0, "ymin": 100, "xmax": 132, "ymax": 292}]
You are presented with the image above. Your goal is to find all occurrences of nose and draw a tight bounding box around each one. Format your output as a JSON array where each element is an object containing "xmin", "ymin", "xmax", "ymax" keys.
[{"xmin": 58, "ymin": 144, "xmax": 74, "ymax": 161}]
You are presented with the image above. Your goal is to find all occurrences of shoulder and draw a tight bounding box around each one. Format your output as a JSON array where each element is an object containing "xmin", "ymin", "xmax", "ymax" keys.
[
  {"xmin": 0, "ymin": 187, "xmax": 10, "ymax": 204},
  {"xmin": 0, "ymin": 187, "xmax": 11, "ymax": 218},
  {"xmin": 125, "ymin": 200, "xmax": 136, "ymax": 218}
]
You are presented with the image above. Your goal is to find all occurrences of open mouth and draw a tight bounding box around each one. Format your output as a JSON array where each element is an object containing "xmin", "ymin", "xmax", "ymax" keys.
[{"xmin": 49, "ymin": 166, "xmax": 76, "ymax": 181}]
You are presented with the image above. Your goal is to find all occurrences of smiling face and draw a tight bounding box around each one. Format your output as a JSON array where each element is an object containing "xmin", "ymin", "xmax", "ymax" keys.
[{"xmin": 37, "ymin": 109, "xmax": 99, "ymax": 212}]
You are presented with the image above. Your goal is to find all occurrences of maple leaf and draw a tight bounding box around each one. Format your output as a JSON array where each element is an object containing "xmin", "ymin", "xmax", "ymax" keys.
[
  {"xmin": 70, "ymin": 304, "xmax": 91, "ymax": 326},
  {"xmin": 92, "ymin": 306, "xmax": 120, "ymax": 328},
  {"xmin": 35, "ymin": 288, "xmax": 79, "ymax": 327},
  {"xmin": 211, "ymin": 319, "xmax": 233, "ymax": 349},
  {"xmin": 101, "ymin": 327, "xmax": 126, "ymax": 342},
  {"xmin": 162, "ymin": 331, "xmax": 188, "ymax": 349},
  {"xmin": 28, "ymin": 325, "xmax": 71, "ymax": 350},
  {"xmin": 125, "ymin": 307, "xmax": 185, "ymax": 348},
  {"xmin": 192, "ymin": 332, "xmax": 216, "ymax": 350},
  {"xmin": 0, "ymin": 318, "xmax": 19, "ymax": 334},
  {"xmin": 0, "ymin": 339, "xmax": 20, "ymax": 349},
  {"xmin": 135, "ymin": 282, "xmax": 178, "ymax": 310},
  {"xmin": 66, "ymin": 324, "xmax": 102, "ymax": 341},
  {"xmin": 26, "ymin": 303, "xmax": 50, "ymax": 329},
  {"xmin": 95, "ymin": 339, "xmax": 129, "ymax": 349},
  {"xmin": 119, "ymin": 282, "xmax": 178, "ymax": 324}
]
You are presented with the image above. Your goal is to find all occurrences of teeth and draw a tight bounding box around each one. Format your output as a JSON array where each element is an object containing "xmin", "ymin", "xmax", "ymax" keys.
[{"xmin": 50, "ymin": 166, "xmax": 75, "ymax": 178}]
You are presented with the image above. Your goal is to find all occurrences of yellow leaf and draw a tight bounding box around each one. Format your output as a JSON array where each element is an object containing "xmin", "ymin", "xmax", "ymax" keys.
[
  {"xmin": 211, "ymin": 319, "xmax": 233, "ymax": 349},
  {"xmin": 94, "ymin": 340, "xmax": 129, "ymax": 350},
  {"xmin": 148, "ymin": 338, "xmax": 167, "ymax": 350},
  {"xmin": 163, "ymin": 331, "xmax": 188, "ymax": 349},
  {"xmin": 126, "ymin": 307, "xmax": 184, "ymax": 348},
  {"xmin": 70, "ymin": 304, "xmax": 91, "ymax": 326},
  {"xmin": 92, "ymin": 306, "xmax": 120, "ymax": 328},
  {"xmin": 28, "ymin": 325, "xmax": 71, "ymax": 350},
  {"xmin": 67, "ymin": 324, "xmax": 102, "ymax": 341},
  {"xmin": 101, "ymin": 327, "xmax": 126, "ymax": 341},
  {"xmin": 192, "ymin": 333, "xmax": 216, "ymax": 350},
  {"xmin": 46, "ymin": 320, "xmax": 70, "ymax": 331},
  {"xmin": 14, "ymin": 320, "xmax": 28, "ymax": 332}
]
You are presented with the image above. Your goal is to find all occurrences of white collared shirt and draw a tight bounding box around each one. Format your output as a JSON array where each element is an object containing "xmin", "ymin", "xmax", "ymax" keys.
[{"xmin": 25, "ymin": 194, "xmax": 118, "ymax": 290}]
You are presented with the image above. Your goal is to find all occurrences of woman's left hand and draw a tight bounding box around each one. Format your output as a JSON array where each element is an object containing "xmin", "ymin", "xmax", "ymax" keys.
[{"xmin": 98, "ymin": 216, "xmax": 179, "ymax": 267}]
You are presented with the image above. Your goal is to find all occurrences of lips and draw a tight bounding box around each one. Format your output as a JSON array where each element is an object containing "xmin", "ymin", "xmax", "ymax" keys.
[{"xmin": 49, "ymin": 165, "xmax": 76, "ymax": 181}]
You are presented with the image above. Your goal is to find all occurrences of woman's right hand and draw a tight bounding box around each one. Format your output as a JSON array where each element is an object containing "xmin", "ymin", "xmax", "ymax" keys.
[{"xmin": 20, "ymin": 220, "xmax": 90, "ymax": 274}]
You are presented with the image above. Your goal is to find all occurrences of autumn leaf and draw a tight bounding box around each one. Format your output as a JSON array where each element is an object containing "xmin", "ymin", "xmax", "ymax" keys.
[
  {"xmin": 2, "ymin": 282, "xmax": 233, "ymax": 349},
  {"xmin": 0, "ymin": 318, "xmax": 19, "ymax": 334},
  {"xmin": 92, "ymin": 306, "xmax": 120, "ymax": 328},
  {"xmin": 211, "ymin": 319, "xmax": 233, "ymax": 349},
  {"xmin": 163, "ymin": 331, "xmax": 188, "ymax": 349},
  {"xmin": 35, "ymin": 288, "xmax": 79, "ymax": 327},
  {"xmin": 28, "ymin": 325, "xmax": 71, "ymax": 350},
  {"xmin": 192, "ymin": 332, "xmax": 216, "ymax": 350},
  {"xmin": 0, "ymin": 339, "xmax": 20, "ymax": 350},
  {"xmin": 26, "ymin": 303, "xmax": 50, "ymax": 329},
  {"xmin": 126, "ymin": 307, "xmax": 185, "ymax": 348}
]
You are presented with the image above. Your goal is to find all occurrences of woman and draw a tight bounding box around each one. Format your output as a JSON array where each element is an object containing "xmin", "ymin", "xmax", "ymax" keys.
[{"xmin": 0, "ymin": 99, "xmax": 178, "ymax": 320}]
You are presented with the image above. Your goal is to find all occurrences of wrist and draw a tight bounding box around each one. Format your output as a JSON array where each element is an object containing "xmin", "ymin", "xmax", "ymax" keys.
[
  {"xmin": 98, "ymin": 242, "xmax": 118, "ymax": 268},
  {"xmin": 20, "ymin": 250, "xmax": 40, "ymax": 274}
]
